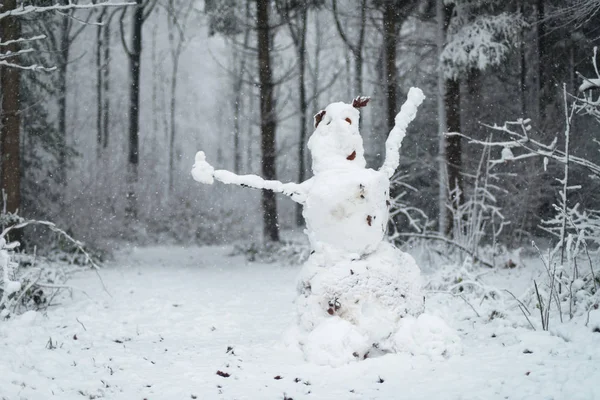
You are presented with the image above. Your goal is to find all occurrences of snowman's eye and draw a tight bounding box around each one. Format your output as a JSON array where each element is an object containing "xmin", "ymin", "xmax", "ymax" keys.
[{"xmin": 345, "ymin": 118, "xmax": 352, "ymax": 125}]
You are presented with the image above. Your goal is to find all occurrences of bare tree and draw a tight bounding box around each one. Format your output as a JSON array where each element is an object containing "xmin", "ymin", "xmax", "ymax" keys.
[
  {"xmin": 205, "ymin": 0, "xmax": 290, "ymax": 241},
  {"xmin": 0, "ymin": 0, "xmax": 21, "ymax": 218},
  {"xmin": 256, "ymin": 0, "xmax": 279, "ymax": 242},
  {"xmin": 331, "ymin": 0, "xmax": 367, "ymax": 95},
  {"xmin": 55, "ymin": 3, "xmax": 95, "ymax": 185},
  {"xmin": 165, "ymin": 0, "xmax": 194, "ymax": 193},
  {"xmin": 436, "ymin": 0, "xmax": 447, "ymax": 235},
  {"xmin": 229, "ymin": 1, "xmax": 252, "ymax": 174},
  {"xmin": 120, "ymin": 0, "xmax": 156, "ymax": 221},
  {"xmin": 96, "ymin": 9, "xmax": 118, "ymax": 158},
  {"xmin": 382, "ymin": 0, "xmax": 397, "ymax": 132},
  {"xmin": 379, "ymin": 0, "xmax": 418, "ymax": 132},
  {"xmin": 276, "ymin": 0, "xmax": 310, "ymax": 227},
  {"xmin": 441, "ymin": 1, "xmax": 463, "ymax": 236}
]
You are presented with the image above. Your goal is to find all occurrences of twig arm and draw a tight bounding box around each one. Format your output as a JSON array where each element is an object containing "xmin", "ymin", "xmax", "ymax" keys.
[
  {"xmin": 380, "ymin": 87, "xmax": 426, "ymax": 178},
  {"xmin": 191, "ymin": 151, "xmax": 308, "ymax": 204}
]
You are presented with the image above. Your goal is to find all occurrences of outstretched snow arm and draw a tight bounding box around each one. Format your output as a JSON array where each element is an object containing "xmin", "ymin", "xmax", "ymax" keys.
[
  {"xmin": 379, "ymin": 87, "xmax": 426, "ymax": 179},
  {"xmin": 192, "ymin": 151, "xmax": 308, "ymax": 204}
]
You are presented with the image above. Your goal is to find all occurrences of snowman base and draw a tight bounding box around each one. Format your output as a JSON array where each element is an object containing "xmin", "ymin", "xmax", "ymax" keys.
[{"xmin": 294, "ymin": 241, "xmax": 430, "ymax": 365}]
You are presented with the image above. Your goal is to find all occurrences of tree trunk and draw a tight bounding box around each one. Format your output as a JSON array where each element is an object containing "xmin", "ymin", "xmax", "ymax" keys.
[
  {"xmin": 232, "ymin": 0, "xmax": 251, "ymax": 174},
  {"xmin": 256, "ymin": 0, "xmax": 279, "ymax": 242},
  {"xmin": 96, "ymin": 9, "xmax": 106, "ymax": 159},
  {"xmin": 294, "ymin": 7, "xmax": 308, "ymax": 227},
  {"xmin": 332, "ymin": 0, "xmax": 366, "ymax": 96},
  {"xmin": 57, "ymin": 12, "xmax": 70, "ymax": 186},
  {"xmin": 168, "ymin": 55, "xmax": 179, "ymax": 192},
  {"xmin": 519, "ymin": 0, "xmax": 527, "ymax": 118},
  {"xmin": 151, "ymin": 26, "xmax": 158, "ymax": 141},
  {"xmin": 126, "ymin": 0, "xmax": 144, "ymax": 221},
  {"xmin": 383, "ymin": 0, "xmax": 397, "ymax": 133},
  {"xmin": 0, "ymin": 0, "xmax": 22, "ymax": 217},
  {"xmin": 436, "ymin": 0, "xmax": 447, "ymax": 235},
  {"xmin": 354, "ymin": 49, "xmax": 363, "ymax": 97},
  {"xmin": 440, "ymin": 1, "xmax": 463, "ymax": 237},
  {"xmin": 465, "ymin": 68, "xmax": 481, "ymax": 138},
  {"xmin": 232, "ymin": 72, "xmax": 243, "ymax": 174},
  {"xmin": 537, "ymin": 0, "xmax": 546, "ymax": 125},
  {"xmin": 355, "ymin": 0, "xmax": 366, "ymax": 96},
  {"xmin": 444, "ymin": 77, "xmax": 462, "ymax": 236},
  {"xmin": 102, "ymin": 16, "xmax": 111, "ymax": 149}
]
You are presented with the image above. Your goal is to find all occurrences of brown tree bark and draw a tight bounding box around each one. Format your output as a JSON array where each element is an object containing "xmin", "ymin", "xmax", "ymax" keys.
[
  {"xmin": 440, "ymin": 1, "xmax": 463, "ymax": 237},
  {"xmin": 102, "ymin": 14, "xmax": 112, "ymax": 150},
  {"xmin": 96, "ymin": 9, "xmax": 114, "ymax": 157},
  {"xmin": 332, "ymin": 0, "xmax": 367, "ymax": 96},
  {"xmin": 280, "ymin": 3, "xmax": 309, "ymax": 227},
  {"xmin": 57, "ymin": 5, "xmax": 70, "ymax": 186},
  {"xmin": 383, "ymin": 0, "xmax": 397, "ymax": 133},
  {"xmin": 96, "ymin": 9, "xmax": 105, "ymax": 157},
  {"xmin": 231, "ymin": 0, "xmax": 252, "ymax": 175},
  {"xmin": 537, "ymin": 0, "xmax": 546, "ymax": 125},
  {"xmin": 444, "ymin": 77, "xmax": 462, "ymax": 236},
  {"xmin": 128, "ymin": 0, "xmax": 143, "ymax": 170},
  {"xmin": 122, "ymin": 0, "xmax": 153, "ymax": 221},
  {"xmin": 0, "ymin": 0, "xmax": 22, "ymax": 216},
  {"xmin": 519, "ymin": 0, "xmax": 527, "ymax": 118},
  {"xmin": 256, "ymin": 0, "xmax": 279, "ymax": 242}
]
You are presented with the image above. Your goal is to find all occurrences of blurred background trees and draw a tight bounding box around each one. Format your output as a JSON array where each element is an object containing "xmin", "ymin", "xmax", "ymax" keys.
[{"xmin": 1, "ymin": 0, "xmax": 600, "ymax": 252}]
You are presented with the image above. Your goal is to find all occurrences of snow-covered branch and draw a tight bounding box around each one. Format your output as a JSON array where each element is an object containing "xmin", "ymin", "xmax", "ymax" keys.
[
  {"xmin": 0, "ymin": 34, "xmax": 46, "ymax": 46},
  {"xmin": 0, "ymin": 47, "xmax": 33, "ymax": 59},
  {"xmin": 1, "ymin": 208, "xmax": 110, "ymax": 318},
  {"xmin": 0, "ymin": 1, "xmax": 132, "ymax": 20},
  {"xmin": 0, "ymin": 59, "xmax": 55, "ymax": 71},
  {"xmin": 442, "ymin": 12, "xmax": 526, "ymax": 79},
  {"xmin": 1, "ymin": 219, "xmax": 101, "ymax": 271},
  {"xmin": 0, "ymin": 1, "xmax": 132, "ymax": 71},
  {"xmin": 454, "ymin": 118, "xmax": 600, "ymax": 178}
]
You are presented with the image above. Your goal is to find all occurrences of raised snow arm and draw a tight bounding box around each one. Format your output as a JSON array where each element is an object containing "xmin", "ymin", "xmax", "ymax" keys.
[
  {"xmin": 191, "ymin": 151, "xmax": 307, "ymax": 204},
  {"xmin": 379, "ymin": 87, "xmax": 426, "ymax": 179}
]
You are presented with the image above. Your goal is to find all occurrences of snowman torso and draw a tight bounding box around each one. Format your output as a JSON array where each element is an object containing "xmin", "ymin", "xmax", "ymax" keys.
[{"xmin": 303, "ymin": 168, "xmax": 390, "ymax": 255}]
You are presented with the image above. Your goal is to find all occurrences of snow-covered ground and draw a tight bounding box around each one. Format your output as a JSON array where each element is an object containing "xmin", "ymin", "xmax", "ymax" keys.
[{"xmin": 1, "ymin": 245, "xmax": 599, "ymax": 400}]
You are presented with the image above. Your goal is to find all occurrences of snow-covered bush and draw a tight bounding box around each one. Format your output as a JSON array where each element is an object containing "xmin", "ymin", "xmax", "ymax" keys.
[
  {"xmin": 452, "ymin": 48, "xmax": 600, "ymax": 330},
  {"xmin": 0, "ymin": 206, "xmax": 102, "ymax": 320},
  {"xmin": 447, "ymin": 144, "xmax": 510, "ymax": 265},
  {"xmin": 0, "ymin": 232, "xmax": 22, "ymax": 319},
  {"xmin": 392, "ymin": 143, "xmax": 513, "ymax": 269},
  {"xmin": 387, "ymin": 171, "xmax": 430, "ymax": 238}
]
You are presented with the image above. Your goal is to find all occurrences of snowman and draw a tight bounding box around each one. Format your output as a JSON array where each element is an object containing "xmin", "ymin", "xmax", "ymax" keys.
[{"xmin": 192, "ymin": 88, "xmax": 460, "ymax": 365}]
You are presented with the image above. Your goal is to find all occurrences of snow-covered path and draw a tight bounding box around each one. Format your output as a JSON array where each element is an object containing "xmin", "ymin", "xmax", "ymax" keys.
[{"xmin": 1, "ymin": 246, "xmax": 599, "ymax": 400}]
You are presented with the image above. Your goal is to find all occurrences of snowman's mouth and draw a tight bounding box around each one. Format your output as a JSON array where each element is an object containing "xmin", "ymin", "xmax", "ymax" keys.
[{"xmin": 346, "ymin": 151, "xmax": 357, "ymax": 161}]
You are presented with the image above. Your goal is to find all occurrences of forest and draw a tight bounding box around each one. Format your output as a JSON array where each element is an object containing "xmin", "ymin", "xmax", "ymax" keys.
[
  {"xmin": 1, "ymin": 0, "xmax": 600, "ymax": 399},
  {"xmin": 0, "ymin": 0, "xmax": 599, "ymax": 252}
]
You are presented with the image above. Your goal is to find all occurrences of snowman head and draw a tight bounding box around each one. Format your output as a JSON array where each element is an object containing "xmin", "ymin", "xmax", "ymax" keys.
[{"xmin": 307, "ymin": 96, "xmax": 369, "ymax": 174}]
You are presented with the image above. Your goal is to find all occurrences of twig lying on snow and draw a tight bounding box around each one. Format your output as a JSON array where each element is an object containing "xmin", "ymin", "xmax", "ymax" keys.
[{"xmin": 76, "ymin": 317, "xmax": 87, "ymax": 331}]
